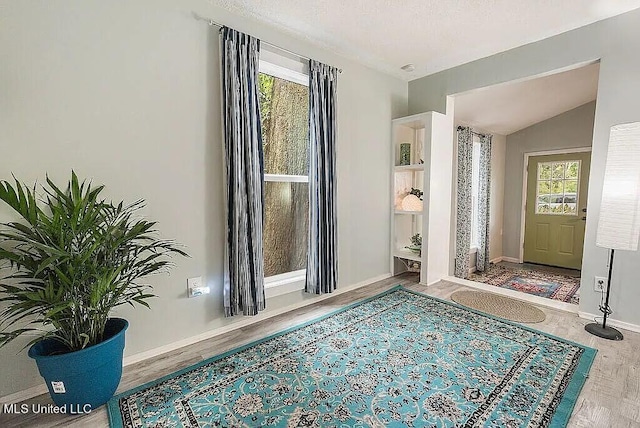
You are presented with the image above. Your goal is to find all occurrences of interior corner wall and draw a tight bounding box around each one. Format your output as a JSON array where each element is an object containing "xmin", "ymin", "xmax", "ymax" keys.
[
  {"xmin": 490, "ymin": 133, "xmax": 506, "ymax": 262},
  {"xmin": 502, "ymin": 102, "xmax": 596, "ymax": 260},
  {"xmin": 408, "ymin": 8, "xmax": 640, "ymax": 327},
  {"xmin": 0, "ymin": 0, "xmax": 408, "ymax": 398}
]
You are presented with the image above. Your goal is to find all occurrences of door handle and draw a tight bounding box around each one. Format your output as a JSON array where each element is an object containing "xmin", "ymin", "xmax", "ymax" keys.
[
  {"xmin": 581, "ymin": 217, "xmax": 587, "ymax": 221},
  {"xmin": 581, "ymin": 208, "xmax": 587, "ymax": 213}
]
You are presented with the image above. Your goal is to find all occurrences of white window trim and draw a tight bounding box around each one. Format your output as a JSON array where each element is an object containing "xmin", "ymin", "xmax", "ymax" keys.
[
  {"xmin": 259, "ymin": 60, "xmax": 308, "ymax": 86},
  {"xmin": 264, "ymin": 174, "xmax": 309, "ymax": 183},
  {"xmin": 264, "ymin": 269, "xmax": 306, "ymax": 299},
  {"xmin": 265, "ymin": 269, "xmax": 306, "ymax": 287}
]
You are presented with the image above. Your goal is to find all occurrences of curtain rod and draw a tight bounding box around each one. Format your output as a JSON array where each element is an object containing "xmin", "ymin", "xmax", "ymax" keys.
[
  {"xmin": 192, "ymin": 12, "xmax": 343, "ymax": 73},
  {"xmin": 456, "ymin": 126, "xmax": 490, "ymax": 138}
]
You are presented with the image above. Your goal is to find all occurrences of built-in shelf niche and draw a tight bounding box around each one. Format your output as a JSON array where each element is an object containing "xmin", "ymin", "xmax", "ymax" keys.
[{"xmin": 390, "ymin": 111, "xmax": 453, "ymax": 285}]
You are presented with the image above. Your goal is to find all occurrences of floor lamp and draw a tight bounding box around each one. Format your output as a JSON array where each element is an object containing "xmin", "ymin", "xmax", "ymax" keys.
[{"xmin": 585, "ymin": 122, "xmax": 640, "ymax": 341}]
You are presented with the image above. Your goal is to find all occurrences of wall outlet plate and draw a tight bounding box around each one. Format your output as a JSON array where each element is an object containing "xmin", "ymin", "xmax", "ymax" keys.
[
  {"xmin": 187, "ymin": 277, "xmax": 209, "ymax": 297},
  {"xmin": 594, "ymin": 276, "xmax": 608, "ymax": 292}
]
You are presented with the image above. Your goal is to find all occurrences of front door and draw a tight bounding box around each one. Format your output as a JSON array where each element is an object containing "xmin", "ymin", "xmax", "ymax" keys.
[{"xmin": 523, "ymin": 152, "xmax": 591, "ymax": 269}]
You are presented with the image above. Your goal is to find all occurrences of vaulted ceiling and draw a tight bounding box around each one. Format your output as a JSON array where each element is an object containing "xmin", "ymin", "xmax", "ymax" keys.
[{"xmin": 454, "ymin": 62, "xmax": 599, "ymax": 135}]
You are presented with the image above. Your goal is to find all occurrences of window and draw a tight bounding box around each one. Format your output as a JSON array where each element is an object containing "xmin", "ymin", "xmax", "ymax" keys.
[
  {"xmin": 258, "ymin": 58, "xmax": 309, "ymax": 279},
  {"xmin": 536, "ymin": 161, "xmax": 580, "ymax": 215},
  {"xmin": 470, "ymin": 137, "xmax": 481, "ymax": 249}
]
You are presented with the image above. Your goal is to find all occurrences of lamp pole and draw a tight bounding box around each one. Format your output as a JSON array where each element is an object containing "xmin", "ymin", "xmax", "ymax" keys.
[
  {"xmin": 584, "ymin": 249, "xmax": 623, "ymax": 340},
  {"xmin": 601, "ymin": 249, "xmax": 614, "ymax": 329}
]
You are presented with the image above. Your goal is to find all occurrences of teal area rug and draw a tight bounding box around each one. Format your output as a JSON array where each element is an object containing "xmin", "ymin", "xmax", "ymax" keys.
[{"xmin": 107, "ymin": 286, "xmax": 595, "ymax": 427}]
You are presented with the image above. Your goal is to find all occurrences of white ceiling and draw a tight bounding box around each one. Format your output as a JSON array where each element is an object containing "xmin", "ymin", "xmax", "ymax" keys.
[
  {"xmin": 454, "ymin": 62, "xmax": 600, "ymax": 135},
  {"xmin": 212, "ymin": 0, "xmax": 640, "ymax": 80}
]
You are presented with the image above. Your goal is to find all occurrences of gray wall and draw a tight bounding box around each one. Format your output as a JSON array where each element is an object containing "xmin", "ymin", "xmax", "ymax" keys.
[
  {"xmin": 490, "ymin": 134, "xmax": 506, "ymax": 262},
  {"xmin": 0, "ymin": 0, "xmax": 407, "ymax": 397},
  {"xmin": 503, "ymin": 102, "xmax": 596, "ymax": 259},
  {"xmin": 408, "ymin": 8, "xmax": 640, "ymax": 327}
]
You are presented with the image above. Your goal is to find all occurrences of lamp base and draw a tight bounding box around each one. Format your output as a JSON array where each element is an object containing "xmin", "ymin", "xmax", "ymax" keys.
[{"xmin": 585, "ymin": 323, "xmax": 623, "ymax": 341}]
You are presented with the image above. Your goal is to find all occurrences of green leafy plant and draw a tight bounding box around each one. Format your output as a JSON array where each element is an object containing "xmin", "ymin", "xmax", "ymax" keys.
[
  {"xmin": 405, "ymin": 233, "xmax": 422, "ymax": 256},
  {"xmin": 409, "ymin": 188, "xmax": 423, "ymax": 200},
  {"xmin": 0, "ymin": 172, "xmax": 187, "ymax": 352}
]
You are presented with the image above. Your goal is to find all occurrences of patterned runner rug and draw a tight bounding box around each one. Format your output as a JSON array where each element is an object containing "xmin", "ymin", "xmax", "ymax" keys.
[
  {"xmin": 108, "ymin": 286, "xmax": 595, "ymax": 427},
  {"xmin": 469, "ymin": 264, "xmax": 581, "ymax": 304}
]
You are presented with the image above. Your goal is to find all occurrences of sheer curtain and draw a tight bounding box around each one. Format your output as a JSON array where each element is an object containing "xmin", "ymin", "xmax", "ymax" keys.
[
  {"xmin": 455, "ymin": 127, "xmax": 491, "ymax": 278},
  {"xmin": 305, "ymin": 60, "xmax": 338, "ymax": 294},
  {"xmin": 455, "ymin": 127, "xmax": 473, "ymax": 278},
  {"xmin": 220, "ymin": 27, "xmax": 266, "ymax": 316},
  {"xmin": 476, "ymin": 134, "xmax": 492, "ymax": 272}
]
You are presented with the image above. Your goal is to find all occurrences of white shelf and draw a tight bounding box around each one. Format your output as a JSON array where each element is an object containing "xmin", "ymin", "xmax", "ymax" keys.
[
  {"xmin": 394, "ymin": 250, "xmax": 422, "ymax": 262},
  {"xmin": 390, "ymin": 110, "xmax": 453, "ymax": 285},
  {"xmin": 394, "ymin": 164, "xmax": 424, "ymax": 172}
]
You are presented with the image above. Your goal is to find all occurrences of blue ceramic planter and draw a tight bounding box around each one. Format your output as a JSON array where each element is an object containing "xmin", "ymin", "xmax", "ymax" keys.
[{"xmin": 28, "ymin": 318, "xmax": 128, "ymax": 411}]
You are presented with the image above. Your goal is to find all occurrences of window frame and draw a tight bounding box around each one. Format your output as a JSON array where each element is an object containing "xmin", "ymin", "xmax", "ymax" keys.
[
  {"xmin": 534, "ymin": 160, "xmax": 581, "ymax": 216},
  {"xmin": 258, "ymin": 57, "xmax": 310, "ymax": 290},
  {"xmin": 470, "ymin": 136, "xmax": 481, "ymax": 250}
]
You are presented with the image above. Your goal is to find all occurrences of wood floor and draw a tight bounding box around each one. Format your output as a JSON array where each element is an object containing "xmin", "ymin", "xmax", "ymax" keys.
[{"xmin": 1, "ymin": 274, "xmax": 639, "ymax": 427}]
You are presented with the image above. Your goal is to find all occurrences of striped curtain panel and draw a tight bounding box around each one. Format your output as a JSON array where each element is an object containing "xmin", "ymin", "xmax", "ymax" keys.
[
  {"xmin": 306, "ymin": 60, "xmax": 338, "ymax": 295},
  {"xmin": 220, "ymin": 27, "xmax": 266, "ymax": 316},
  {"xmin": 455, "ymin": 127, "xmax": 473, "ymax": 278},
  {"xmin": 476, "ymin": 134, "xmax": 492, "ymax": 272}
]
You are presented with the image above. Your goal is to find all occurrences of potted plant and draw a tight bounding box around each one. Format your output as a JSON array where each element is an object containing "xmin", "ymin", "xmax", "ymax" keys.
[
  {"xmin": 0, "ymin": 172, "xmax": 186, "ymax": 410},
  {"xmin": 405, "ymin": 233, "xmax": 422, "ymax": 256}
]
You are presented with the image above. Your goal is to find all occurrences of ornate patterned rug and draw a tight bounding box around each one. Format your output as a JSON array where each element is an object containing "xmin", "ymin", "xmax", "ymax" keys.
[
  {"xmin": 469, "ymin": 264, "xmax": 581, "ymax": 305},
  {"xmin": 107, "ymin": 286, "xmax": 595, "ymax": 427}
]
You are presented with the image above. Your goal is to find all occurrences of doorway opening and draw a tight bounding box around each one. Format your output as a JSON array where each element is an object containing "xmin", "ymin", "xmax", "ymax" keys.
[{"xmin": 451, "ymin": 61, "xmax": 599, "ymax": 310}]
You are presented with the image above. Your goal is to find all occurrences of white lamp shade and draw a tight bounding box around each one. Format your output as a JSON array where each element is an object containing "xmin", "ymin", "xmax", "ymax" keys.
[
  {"xmin": 596, "ymin": 122, "xmax": 640, "ymax": 251},
  {"xmin": 402, "ymin": 194, "xmax": 423, "ymax": 211}
]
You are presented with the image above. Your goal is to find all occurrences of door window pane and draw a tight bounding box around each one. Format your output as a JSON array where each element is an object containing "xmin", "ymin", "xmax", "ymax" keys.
[
  {"xmin": 536, "ymin": 160, "xmax": 581, "ymax": 215},
  {"xmin": 566, "ymin": 162, "xmax": 579, "ymax": 179},
  {"xmin": 538, "ymin": 163, "xmax": 552, "ymax": 180},
  {"xmin": 552, "ymin": 163, "xmax": 565, "ymax": 179},
  {"xmin": 538, "ymin": 181, "xmax": 550, "ymax": 195},
  {"xmin": 565, "ymin": 180, "xmax": 578, "ymax": 193}
]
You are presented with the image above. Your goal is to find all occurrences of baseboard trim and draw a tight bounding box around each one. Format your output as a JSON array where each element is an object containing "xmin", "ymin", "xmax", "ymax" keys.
[
  {"xmin": 578, "ymin": 312, "xmax": 640, "ymax": 334},
  {"xmin": 488, "ymin": 256, "xmax": 520, "ymax": 264},
  {"xmin": 444, "ymin": 275, "xmax": 578, "ymax": 313},
  {"xmin": 0, "ymin": 273, "xmax": 393, "ymax": 404},
  {"xmin": 0, "ymin": 384, "xmax": 48, "ymax": 405},
  {"xmin": 123, "ymin": 273, "xmax": 392, "ymax": 367}
]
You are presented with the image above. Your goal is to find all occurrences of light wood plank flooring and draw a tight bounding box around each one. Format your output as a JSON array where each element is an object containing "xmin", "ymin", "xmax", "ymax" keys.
[{"xmin": 1, "ymin": 274, "xmax": 638, "ymax": 427}]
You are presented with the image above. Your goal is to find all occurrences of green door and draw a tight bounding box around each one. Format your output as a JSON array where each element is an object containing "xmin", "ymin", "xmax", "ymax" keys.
[{"xmin": 523, "ymin": 152, "xmax": 590, "ymax": 270}]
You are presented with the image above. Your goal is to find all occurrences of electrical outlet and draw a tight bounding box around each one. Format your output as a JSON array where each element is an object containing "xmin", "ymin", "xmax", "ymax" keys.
[
  {"xmin": 187, "ymin": 277, "xmax": 210, "ymax": 297},
  {"xmin": 594, "ymin": 276, "xmax": 608, "ymax": 292}
]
